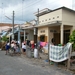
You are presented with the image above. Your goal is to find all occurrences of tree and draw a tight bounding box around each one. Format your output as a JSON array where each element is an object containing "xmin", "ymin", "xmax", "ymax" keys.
[
  {"xmin": 1, "ymin": 36, "xmax": 8, "ymax": 42},
  {"xmin": 69, "ymin": 30, "xmax": 75, "ymax": 51}
]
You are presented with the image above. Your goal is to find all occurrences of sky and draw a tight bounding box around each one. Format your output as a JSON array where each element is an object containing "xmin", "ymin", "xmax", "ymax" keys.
[{"xmin": 0, "ymin": 0, "xmax": 75, "ymax": 24}]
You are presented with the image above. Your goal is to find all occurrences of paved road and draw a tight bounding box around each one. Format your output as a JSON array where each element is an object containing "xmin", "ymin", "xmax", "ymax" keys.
[{"xmin": 0, "ymin": 51, "xmax": 73, "ymax": 75}]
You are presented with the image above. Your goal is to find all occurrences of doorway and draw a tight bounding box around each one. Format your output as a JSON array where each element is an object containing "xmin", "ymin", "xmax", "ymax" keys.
[
  {"xmin": 40, "ymin": 35, "xmax": 45, "ymax": 42},
  {"xmin": 64, "ymin": 30, "xmax": 70, "ymax": 44},
  {"xmin": 54, "ymin": 33, "xmax": 60, "ymax": 45}
]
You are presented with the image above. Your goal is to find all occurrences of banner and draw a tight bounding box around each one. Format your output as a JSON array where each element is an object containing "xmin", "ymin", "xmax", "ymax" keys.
[{"xmin": 49, "ymin": 43, "xmax": 72, "ymax": 62}]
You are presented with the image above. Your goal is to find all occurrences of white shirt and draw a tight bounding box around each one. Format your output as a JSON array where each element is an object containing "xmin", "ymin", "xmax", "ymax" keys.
[
  {"xmin": 22, "ymin": 44, "xmax": 26, "ymax": 49},
  {"xmin": 11, "ymin": 43, "xmax": 14, "ymax": 47},
  {"xmin": 7, "ymin": 43, "xmax": 10, "ymax": 45}
]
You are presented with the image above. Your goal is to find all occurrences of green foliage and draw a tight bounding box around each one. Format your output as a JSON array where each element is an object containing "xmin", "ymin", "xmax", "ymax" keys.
[
  {"xmin": 69, "ymin": 30, "xmax": 75, "ymax": 51},
  {"xmin": 1, "ymin": 36, "xmax": 8, "ymax": 42}
]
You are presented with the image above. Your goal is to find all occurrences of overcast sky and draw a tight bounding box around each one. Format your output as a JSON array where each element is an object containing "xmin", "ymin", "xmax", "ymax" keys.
[{"xmin": 0, "ymin": 0, "xmax": 75, "ymax": 24}]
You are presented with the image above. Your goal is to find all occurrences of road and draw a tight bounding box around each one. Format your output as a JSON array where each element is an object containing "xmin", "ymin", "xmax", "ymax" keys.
[{"xmin": 0, "ymin": 51, "xmax": 73, "ymax": 75}]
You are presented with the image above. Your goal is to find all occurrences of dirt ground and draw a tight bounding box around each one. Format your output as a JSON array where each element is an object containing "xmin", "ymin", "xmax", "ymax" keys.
[{"xmin": 20, "ymin": 52, "xmax": 75, "ymax": 74}]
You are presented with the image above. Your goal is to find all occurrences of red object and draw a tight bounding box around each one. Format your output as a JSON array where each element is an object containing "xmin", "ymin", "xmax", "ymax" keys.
[{"xmin": 31, "ymin": 44, "xmax": 34, "ymax": 49}]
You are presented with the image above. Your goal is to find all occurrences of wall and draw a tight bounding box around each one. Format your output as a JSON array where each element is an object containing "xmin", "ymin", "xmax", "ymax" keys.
[
  {"xmin": 39, "ymin": 9, "xmax": 62, "ymax": 25},
  {"xmin": 27, "ymin": 29, "xmax": 34, "ymax": 41},
  {"xmin": 62, "ymin": 9, "xmax": 75, "ymax": 26},
  {"xmin": 38, "ymin": 27, "xmax": 48, "ymax": 42}
]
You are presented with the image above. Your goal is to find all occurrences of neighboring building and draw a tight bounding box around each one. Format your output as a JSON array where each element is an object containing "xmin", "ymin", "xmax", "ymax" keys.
[
  {"xmin": 21, "ymin": 20, "xmax": 37, "ymax": 42},
  {"xmin": 34, "ymin": 6, "xmax": 75, "ymax": 45},
  {"xmin": 0, "ymin": 23, "xmax": 20, "ymax": 42},
  {"xmin": 0, "ymin": 23, "xmax": 13, "ymax": 33}
]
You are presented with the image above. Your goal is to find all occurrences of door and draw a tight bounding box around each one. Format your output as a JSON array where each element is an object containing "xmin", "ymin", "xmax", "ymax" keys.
[{"xmin": 54, "ymin": 33, "xmax": 60, "ymax": 45}]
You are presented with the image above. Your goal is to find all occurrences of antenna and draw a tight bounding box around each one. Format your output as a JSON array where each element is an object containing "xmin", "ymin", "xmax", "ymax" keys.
[{"xmin": 22, "ymin": 0, "xmax": 24, "ymax": 22}]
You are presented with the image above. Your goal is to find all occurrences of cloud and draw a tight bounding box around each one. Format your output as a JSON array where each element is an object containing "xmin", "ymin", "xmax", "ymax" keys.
[{"xmin": 0, "ymin": 0, "xmax": 75, "ymax": 24}]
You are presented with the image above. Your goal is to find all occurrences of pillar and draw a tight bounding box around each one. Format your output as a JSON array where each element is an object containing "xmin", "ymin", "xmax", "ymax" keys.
[
  {"xmin": 18, "ymin": 25, "xmax": 20, "ymax": 43},
  {"xmin": 34, "ymin": 28, "xmax": 37, "ymax": 43},
  {"xmin": 24, "ymin": 29, "xmax": 25, "ymax": 41},
  {"xmin": 60, "ymin": 24, "xmax": 64, "ymax": 44}
]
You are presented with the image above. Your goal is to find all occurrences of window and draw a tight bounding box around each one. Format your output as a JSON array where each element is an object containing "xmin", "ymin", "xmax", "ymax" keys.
[
  {"xmin": 53, "ymin": 17, "xmax": 55, "ymax": 19},
  {"xmin": 49, "ymin": 18, "xmax": 51, "ymax": 20},
  {"xmin": 42, "ymin": 20, "xmax": 44, "ymax": 22},
  {"xmin": 40, "ymin": 35, "xmax": 45, "ymax": 42},
  {"xmin": 45, "ymin": 19, "xmax": 47, "ymax": 21},
  {"xmin": 57, "ymin": 16, "xmax": 59, "ymax": 18}
]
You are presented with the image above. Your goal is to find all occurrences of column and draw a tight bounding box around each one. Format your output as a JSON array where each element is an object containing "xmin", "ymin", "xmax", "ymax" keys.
[
  {"xmin": 18, "ymin": 25, "xmax": 20, "ymax": 43},
  {"xmin": 34, "ymin": 28, "xmax": 37, "ymax": 43},
  {"xmin": 24, "ymin": 29, "xmax": 25, "ymax": 41},
  {"xmin": 60, "ymin": 24, "xmax": 64, "ymax": 44}
]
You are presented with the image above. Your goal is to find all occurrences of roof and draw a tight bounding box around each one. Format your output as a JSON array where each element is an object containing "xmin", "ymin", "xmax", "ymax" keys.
[
  {"xmin": 51, "ymin": 6, "xmax": 75, "ymax": 13},
  {"xmin": 34, "ymin": 8, "xmax": 52, "ymax": 16},
  {"xmin": 0, "ymin": 23, "xmax": 17, "ymax": 27},
  {"xmin": 35, "ymin": 6, "xmax": 75, "ymax": 17}
]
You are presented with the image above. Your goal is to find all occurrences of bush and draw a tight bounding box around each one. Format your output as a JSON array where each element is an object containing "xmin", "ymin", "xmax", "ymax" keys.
[
  {"xmin": 1, "ymin": 36, "xmax": 8, "ymax": 42},
  {"xmin": 69, "ymin": 30, "xmax": 75, "ymax": 51}
]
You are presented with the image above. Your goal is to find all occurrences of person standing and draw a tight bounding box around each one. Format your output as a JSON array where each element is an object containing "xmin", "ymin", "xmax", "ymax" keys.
[
  {"xmin": 22, "ymin": 42, "xmax": 26, "ymax": 54},
  {"xmin": 5, "ymin": 41, "xmax": 10, "ymax": 55}
]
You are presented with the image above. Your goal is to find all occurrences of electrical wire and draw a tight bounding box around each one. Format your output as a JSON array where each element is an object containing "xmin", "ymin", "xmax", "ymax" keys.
[{"xmin": 1, "ymin": 0, "xmax": 73, "ymax": 22}]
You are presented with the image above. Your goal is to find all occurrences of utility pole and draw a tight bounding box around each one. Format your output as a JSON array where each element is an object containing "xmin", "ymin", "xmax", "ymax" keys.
[
  {"xmin": 34, "ymin": 8, "xmax": 39, "ymax": 43},
  {"xmin": 37, "ymin": 8, "xmax": 39, "ymax": 25},
  {"xmin": 12, "ymin": 11, "xmax": 14, "ymax": 40}
]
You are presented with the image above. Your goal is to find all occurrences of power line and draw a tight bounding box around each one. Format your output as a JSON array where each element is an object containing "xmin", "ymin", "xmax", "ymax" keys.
[
  {"xmin": 15, "ymin": 0, "xmax": 44, "ymax": 14},
  {"xmin": 22, "ymin": 0, "xmax": 24, "ymax": 21},
  {"xmin": 15, "ymin": 0, "xmax": 61, "ymax": 14},
  {"xmin": 3, "ymin": 0, "xmax": 63, "ymax": 22}
]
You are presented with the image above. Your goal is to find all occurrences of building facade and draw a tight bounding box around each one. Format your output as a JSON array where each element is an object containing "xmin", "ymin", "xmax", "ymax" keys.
[{"xmin": 34, "ymin": 7, "xmax": 75, "ymax": 45}]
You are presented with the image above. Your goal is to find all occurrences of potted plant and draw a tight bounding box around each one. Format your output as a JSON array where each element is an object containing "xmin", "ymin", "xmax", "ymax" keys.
[{"xmin": 69, "ymin": 30, "xmax": 75, "ymax": 51}]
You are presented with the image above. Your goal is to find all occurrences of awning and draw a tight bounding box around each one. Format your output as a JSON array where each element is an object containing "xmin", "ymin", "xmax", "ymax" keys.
[
  {"xmin": 1, "ymin": 31, "xmax": 7, "ymax": 37},
  {"xmin": 6, "ymin": 33, "xmax": 13, "ymax": 37}
]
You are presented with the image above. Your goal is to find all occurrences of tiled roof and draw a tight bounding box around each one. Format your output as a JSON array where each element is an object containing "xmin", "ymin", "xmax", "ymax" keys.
[{"xmin": 0, "ymin": 23, "xmax": 17, "ymax": 27}]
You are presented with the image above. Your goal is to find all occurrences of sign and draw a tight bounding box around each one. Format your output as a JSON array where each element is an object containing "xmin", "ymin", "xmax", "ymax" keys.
[
  {"xmin": 40, "ymin": 30, "xmax": 45, "ymax": 33},
  {"xmin": 34, "ymin": 28, "xmax": 37, "ymax": 35}
]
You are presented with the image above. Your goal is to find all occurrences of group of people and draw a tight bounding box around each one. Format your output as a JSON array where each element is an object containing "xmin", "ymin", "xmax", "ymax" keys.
[
  {"xmin": 5, "ymin": 39, "xmax": 36, "ymax": 55},
  {"xmin": 21, "ymin": 40, "xmax": 35, "ymax": 54},
  {"xmin": 5, "ymin": 40, "xmax": 20, "ymax": 55}
]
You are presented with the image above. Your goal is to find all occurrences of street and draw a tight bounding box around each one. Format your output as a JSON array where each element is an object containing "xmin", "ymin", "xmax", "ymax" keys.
[{"xmin": 0, "ymin": 51, "xmax": 73, "ymax": 75}]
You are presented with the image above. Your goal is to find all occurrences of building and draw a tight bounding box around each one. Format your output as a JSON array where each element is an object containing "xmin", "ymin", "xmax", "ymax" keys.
[
  {"xmin": 34, "ymin": 6, "xmax": 75, "ymax": 45},
  {"xmin": 0, "ymin": 23, "xmax": 20, "ymax": 42},
  {"xmin": 21, "ymin": 20, "xmax": 37, "ymax": 42},
  {"xmin": 0, "ymin": 23, "xmax": 13, "ymax": 33}
]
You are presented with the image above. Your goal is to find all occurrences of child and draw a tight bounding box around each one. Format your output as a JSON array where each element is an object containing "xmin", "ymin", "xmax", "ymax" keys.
[
  {"xmin": 5, "ymin": 41, "xmax": 10, "ymax": 55},
  {"xmin": 22, "ymin": 42, "xmax": 26, "ymax": 54}
]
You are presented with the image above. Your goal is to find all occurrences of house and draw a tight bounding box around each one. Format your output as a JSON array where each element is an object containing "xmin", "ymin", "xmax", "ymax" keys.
[
  {"xmin": 0, "ymin": 23, "xmax": 13, "ymax": 33},
  {"xmin": 0, "ymin": 23, "xmax": 20, "ymax": 42},
  {"xmin": 21, "ymin": 20, "xmax": 37, "ymax": 42},
  {"xmin": 34, "ymin": 6, "xmax": 75, "ymax": 45}
]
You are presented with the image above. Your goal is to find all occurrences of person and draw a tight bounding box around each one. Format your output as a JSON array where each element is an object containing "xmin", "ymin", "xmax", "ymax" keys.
[
  {"xmin": 51, "ymin": 38, "xmax": 55, "ymax": 45},
  {"xmin": 11, "ymin": 41, "xmax": 15, "ymax": 53},
  {"xmin": 14, "ymin": 42, "xmax": 20, "ymax": 53},
  {"xmin": 30, "ymin": 40, "xmax": 34, "ymax": 51},
  {"xmin": 26, "ymin": 39, "xmax": 30, "ymax": 46},
  {"xmin": 5, "ymin": 41, "xmax": 10, "ymax": 55},
  {"xmin": 22, "ymin": 42, "xmax": 26, "ymax": 54}
]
